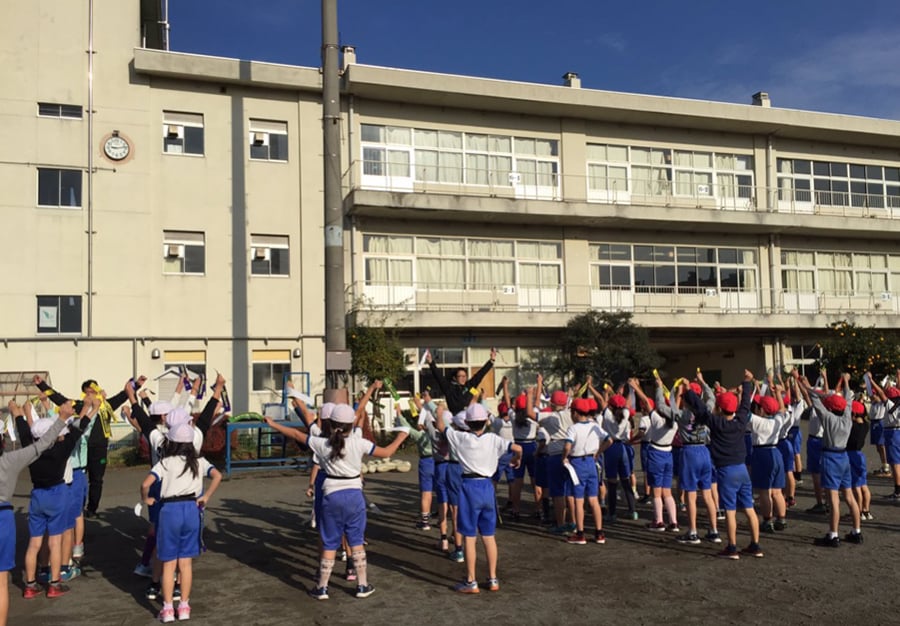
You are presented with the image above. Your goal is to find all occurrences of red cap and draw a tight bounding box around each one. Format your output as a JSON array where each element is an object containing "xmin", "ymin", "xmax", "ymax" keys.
[
  {"xmin": 642, "ymin": 398, "xmax": 655, "ymax": 412},
  {"xmin": 886, "ymin": 387, "xmax": 900, "ymax": 400},
  {"xmin": 851, "ymin": 400, "xmax": 866, "ymax": 416},
  {"xmin": 758, "ymin": 396, "xmax": 779, "ymax": 415},
  {"xmin": 571, "ymin": 398, "xmax": 591, "ymax": 414},
  {"xmin": 497, "ymin": 402, "xmax": 509, "ymax": 416},
  {"xmin": 689, "ymin": 382, "xmax": 702, "ymax": 395},
  {"xmin": 587, "ymin": 398, "xmax": 599, "ymax": 413},
  {"xmin": 550, "ymin": 390, "xmax": 569, "ymax": 407},
  {"xmin": 609, "ymin": 394, "xmax": 627, "ymax": 409},
  {"xmin": 716, "ymin": 392, "xmax": 738, "ymax": 414},
  {"xmin": 824, "ymin": 394, "xmax": 847, "ymax": 413},
  {"xmin": 514, "ymin": 394, "xmax": 528, "ymax": 411}
]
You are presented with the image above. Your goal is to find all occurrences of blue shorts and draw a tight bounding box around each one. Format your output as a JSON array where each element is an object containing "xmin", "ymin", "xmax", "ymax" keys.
[
  {"xmin": 548, "ymin": 455, "xmax": 572, "ymax": 498},
  {"xmin": 157, "ymin": 500, "xmax": 202, "ymax": 561},
  {"xmin": 679, "ymin": 445, "xmax": 712, "ymax": 491},
  {"xmin": 569, "ymin": 456, "xmax": 600, "ymax": 499},
  {"xmin": 640, "ymin": 442, "xmax": 650, "ymax": 473},
  {"xmin": 807, "ymin": 436, "xmax": 823, "ymax": 474},
  {"xmin": 314, "ymin": 469, "xmax": 326, "ymax": 523},
  {"xmin": 750, "ymin": 446, "xmax": 785, "ymax": 490},
  {"xmin": 716, "ymin": 464, "xmax": 753, "ymax": 511},
  {"xmin": 848, "ymin": 450, "xmax": 868, "ymax": 488},
  {"xmin": 29, "ymin": 483, "xmax": 68, "ymax": 537},
  {"xmin": 446, "ymin": 462, "xmax": 462, "ymax": 507},
  {"xmin": 0, "ymin": 508, "xmax": 15, "ymax": 572},
  {"xmin": 513, "ymin": 442, "xmax": 537, "ymax": 480},
  {"xmin": 672, "ymin": 446, "xmax": 683, "ymax": 478},
  {"xmin": 821, "ymin": 450, "xmax": 851, "ymax": 491},
  {"xmin": 625, "ymin": 443, "xmax": 635, "ymax": 468},
  {"xmin": 646, "ymin": 446, "xmax": 674, "ymax": 489},
  {"xmin": 493, "ymin": 452, "xmax": 515, "ymax": 484},
  {"xmin": 534, "ymin": 455, "xmax": 550, "ymax": 489},
  {"xmin": 319, "ymin": 489, "xmax": 366, "ymax": 551},
  {"xmin": 434, "ymin": 461, "xmax": 449, "ymax": 504},
  {"xmin": 788, "ymin": 427, "xmax": 802, "ymax": 456},
  {"xmin": 886, "ymin": 429, "xmax": 900, "ymax": 465},
  {"xmin": 603, "ymin": 441, "xmax": 633, "ymax": 481},
  {"xmin": 66, "ymin": 468, "xmax": 87, "ymax": 529},
  {"xmin": 457, "ymin": 478, "xmax": 497, "ymax": 537},
  {"xmin": 777, "ymin": 439, "xmax": 795, "ymax": 473},
  {"xmin": 148, "ymin": 480, "xmax": 163, "ymax": 527},
  {"xmin": 744, "ymin": 433, "xmax": 753, "ymax": 466},
  {"xmin": 870, "ymin": 421, "xmax": 885, "ymax": 447},
  {"xmin": 418, "ymin": 457, "xmax": 435, "ymax": 493}
]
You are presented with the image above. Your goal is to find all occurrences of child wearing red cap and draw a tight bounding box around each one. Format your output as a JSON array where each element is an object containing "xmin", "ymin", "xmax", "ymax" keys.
[
  {"xmin": 869, "ymin": 372, "xmax": 900, "ymax": 500},
  {"xmin": 684, "ymin": 370, "xmax": 762, "ymax": 559},
  {"xmin": 591, "ymin": 385, "xmax": 638, "ymax": 524},
  {"xmin": 748, "ymin": 389, "xmax": 788, "ymax": 533},
  {"xmin": 846, "ymin": 399, "xmax": 872, "ymax": 520},
  {"xmin": 532, "ymin": 375, "xmax": 576, "ymax": 533}
]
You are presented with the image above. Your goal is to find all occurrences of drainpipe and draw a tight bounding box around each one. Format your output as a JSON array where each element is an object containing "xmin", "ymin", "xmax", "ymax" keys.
[{"xmin": 86, "ymin": 0, "xmax": 95, "ymax": 336}]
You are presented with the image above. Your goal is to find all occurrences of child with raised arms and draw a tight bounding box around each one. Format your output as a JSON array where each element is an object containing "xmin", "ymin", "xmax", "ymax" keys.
[{"xmin": 561, "ymin": 397, "xmax": 611, "ymax": 544}]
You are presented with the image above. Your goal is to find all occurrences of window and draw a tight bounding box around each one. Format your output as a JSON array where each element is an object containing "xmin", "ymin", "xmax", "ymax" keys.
[
  {"xmin": 37, "ymin": 168, "xmax": 82, "ymax": 208},
  {"xmin": 250, "ymin": 234, "xmax": 290, "ymax": 276},
  {"xmin": 37, "ymin": 103, "xmax": 83, "ymax": 119},
  {"xmin": 252, "ymin": 350, "xmax": 291, "ymax": 392},
  {"xmin": 782, "ymin": 249, "xmax": 897, "ymax": 295},
  {"xmin": 36, "ymin": 295, "xmax": 82, "ymax": 334},
  {"xmin": 162, "ymin": 111, "xmax": 204, "ymax": 155},
  {"xmin": 163, "ymin": 231, "xmax": 205, "ymax": 274},
  {"xmin": 777, "ymin": 158, "xmax": 900, "ymax": 210},
  {"xmin": 249, "ymin": 119, "xmax": 288, "ymax": 161}
]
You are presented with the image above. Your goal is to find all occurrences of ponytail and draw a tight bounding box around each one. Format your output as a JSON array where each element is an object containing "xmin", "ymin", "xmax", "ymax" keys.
[{"xmin": 328, "ymin": 421, "xmax": 352, "ymax": 460}]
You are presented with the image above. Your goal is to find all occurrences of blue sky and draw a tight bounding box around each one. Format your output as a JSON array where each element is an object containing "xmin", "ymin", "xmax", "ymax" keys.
[{"xmin": 169, "ymin": 0, "xmax": 900, "ymax": 120}]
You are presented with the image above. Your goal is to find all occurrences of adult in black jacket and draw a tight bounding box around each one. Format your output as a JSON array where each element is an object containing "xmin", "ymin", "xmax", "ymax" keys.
[{"xmin": 426, "ymin": 348, "xmax": 496, "ymax": 415}]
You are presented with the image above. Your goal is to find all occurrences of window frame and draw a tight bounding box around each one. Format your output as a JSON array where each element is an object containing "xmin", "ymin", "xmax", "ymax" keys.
[
  {"xmin": 250, "ymin": 234, "xmax": 290, "ymax": 277},
  {"xmin": 248, "ymin": 119, "xmax": 289, "ymax": 162},
  {"xmin": 162, "ymin": 230, "xmax": 206, "ymax": 275},
  {"xmin": 36, "ymin": 295, "xmax": 82, "ymax": 335},
  {"xmin": 162, "ymin": 111, "xmax": 205, "ymax": 156},
  {"xmin": 37, "ymin": 102, "xmax": 83, "ymax": 119},
  {"xmin": 36, "ymin": 168, "xmax": 82, "ymax": 209}
]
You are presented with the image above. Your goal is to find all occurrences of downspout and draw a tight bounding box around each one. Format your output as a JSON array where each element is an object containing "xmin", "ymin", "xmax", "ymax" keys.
[{"xmin": 86, "ymin": 0, "xmax": 95, "ymax": 336}]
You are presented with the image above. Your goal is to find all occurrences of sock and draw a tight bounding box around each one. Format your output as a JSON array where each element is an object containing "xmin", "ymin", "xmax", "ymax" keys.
[
  {"xmin": 420, "ymin": 512, "xmax": 429, "ymax": 522},
  {"xmin": 352, "ymin": 549, "xmax": 368, "ymax": 587},
  {"xmin": 663, "ymin": 495, "xmax": 677, "ymax": 525},
  {"xmin": 73, "ymin": 543, "xmax": 84, "ymax": 559},
  {"xmin": 317, "ymin": 558, "xmax": 335, "ymax": 589},
  {"xmin": 162, "ymin": 602, "xmax": 173, "ymax": 611},
  {"xmin": 622, "ymin": 485, "xmax": 636, "ymax": 515},
  {"xmin": 440, "ymin": 533, "xmax": 447, "ymax": 541},
  {"xmin": 49, "ymin": 579, "xmax": 60, "ymax": 585},
  {"xmin": 141, "ymin": 533, "xmax": 156, "ymax": 566},
  {"xmin": 827, "ymin": 531, "xmax": 838, "ymax": 539},
  {"xmin": 26, "ymin": 579, "xmax": 36, "ymax": 586},
  {"xmin": 653, "ymin": 497, "xmax": 663, "ymax": 523},
  {"xmin": 608, "ymin": 483, "xmax": 618, "ymax": 517},
  {"xmin": 853, "ymin": 527, "xmax": 861, "ymax": 534}
]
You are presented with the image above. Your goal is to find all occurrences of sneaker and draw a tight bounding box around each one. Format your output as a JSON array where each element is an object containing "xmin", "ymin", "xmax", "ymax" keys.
[
  {"xmin": 47, "ymin": 582, "xmax": 70, "ymax": 598},
  {"xmin": 637, "ymin": 495, "xmax": 651, "ymax": 505},
  {"xmin": 549, "ymin": 525, "xmax": 569, "ymax": 535},
  {"xmin": 594, "ymin": 530, "xmax": 607, "ymax": 544},
  {"xmin": 666, "ymin": 523, "xmax": 680, "ymax": 533},
  {"xmin": 678, "ymin": 503, "xmax": 687, "ymax": 513},
  {"xmin": 646, "ymin": 521, "xmax": 666, "ymax": 531},
  {"xmin": 676, "ymin": 532, "xmax": 701, "ymax": 545},
  {"xmin": 415, "ymin": 520, "xmax": 432, "ymax": 531},
  {"xmin": 886, "ymin": 493, "xmax": 900, "ymax": 501},
  {"xmin": 173, "ymin": 584, "xmax": 182, "ymax": 602},
  {"xmin": 346, "ymin": 567, "xmax": 357, "ymax": 582},
  {"xmin": 355, "ymin": 584, "xmax": 375, "ymax": 598},
  {"xmin": 863, "ymin": 511, "xmax": 874, "ymax": 521},
  {"xmin": 844, "ymin": 531, "xmax": 864, "ymax": 544},
  {"xmin": 807, "ymin": 503, "xmax": 829, "ymax": 513},
  {"xmin": 741, "ymin": 542, "xmax": 764, "ymax": 558},
  {"xmin": 308, "ymin": 586, "xmax": 329, "ymax": 600},
  {"xmin": 486, "ymin": 577, "xmax": 500, "ymax": 592},
  {"xmin": 716, "ymin": 509, "xmax": 726, "ymax": 521},
  {"xmin": 177, "ymin": 603, "xmax": 191, "ymax": 621},
  {"xmin": 814, "ymin": 534, "xmax": 841, "ymax": 548},
  {"xmin": 566, "ymin": 532, "xmax": 587, "ymax": 545},
  {"xmin": 134, "ymin": 562, "xmax": 154, "ymax": 578},
  {"xmin": 60, "ymin": 565, "xmax": 81, "ymax": 582},
  {"xmin": 158, "ymin": 606, "xmax": 176, "ymax": 623},
  {"xmin": 705, "ymin": 531, "xmax": 723, "ymax": 544},
  {"xmin": 774, "ymin": 519, "xmax": 788, "ymax": 531},
  {"xmin": 22, "ymin": 582, "xmax": 43, "ymax": 600},
  {"xmin": 146, "ymin": 583, "xmax": 161, "ymax": 601},
  {"xmin": 761, "ymin": 520, "xmax": 775, "ymax": 533},
  {"xmin": 449, "ymin": 549, "xmax": 465, "ymax": 563},
  {"xmin": 454, "ymin": 580, "xmax": 479, "ymax": 594},
  {"xmin": 629, "ymin": 511, "xmax": 640, "ymax": 521},
  {"xmin": 438, "ymin": 538, "xmax": 450, "ymax": 552},
  {"xmin": 717, "ymin": 545, "xmax": 740, "ymax": 560},
  {"xmin": 563, "ymin": 522, "xmax": 577, "ymax": 532}
]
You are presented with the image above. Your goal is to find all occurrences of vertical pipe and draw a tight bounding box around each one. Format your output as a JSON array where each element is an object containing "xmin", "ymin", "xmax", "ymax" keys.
[
  {"xmin": 86, "ymin": 0, "xmax": 95, "ymax": 336},
  {"xmin": 322, "ymin": 0, "xmax": 346, "ymax": 391}
]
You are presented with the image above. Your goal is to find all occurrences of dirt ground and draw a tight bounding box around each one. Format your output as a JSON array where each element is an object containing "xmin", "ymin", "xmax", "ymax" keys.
[{"xmin": 6, "ymin": 429, "xmax": 900, "ymax": 626}]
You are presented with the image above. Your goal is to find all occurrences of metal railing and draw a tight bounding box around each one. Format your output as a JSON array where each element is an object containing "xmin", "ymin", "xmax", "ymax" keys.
[{"xmin": 344, "ymin": 159, "xmax": 900, "ymax": 219}]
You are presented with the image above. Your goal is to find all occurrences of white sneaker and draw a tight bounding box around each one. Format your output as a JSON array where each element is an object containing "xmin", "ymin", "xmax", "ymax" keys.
[{"xmin": 134, "ymin": 563, "xmax": 154, "ymax": 578}]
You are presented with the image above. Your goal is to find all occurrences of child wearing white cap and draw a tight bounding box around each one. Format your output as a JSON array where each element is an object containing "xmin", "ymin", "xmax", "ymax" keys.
[
  {"xmin": 435, "ymin": 403, "xmax": 522, "ymax": 594},
  {"xmin": 265, "ymin": 403, "xmax": 409, "ymax": 600},
  {"xmin": 141, "ymin": 421, "xmax": 222, "ymax": 622}
]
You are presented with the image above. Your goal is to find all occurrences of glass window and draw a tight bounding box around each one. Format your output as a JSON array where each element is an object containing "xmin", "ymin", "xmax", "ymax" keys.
[
  {"xmin": 37, "ymin": 168, "xmax": 82, "ymax": 208},
  {"xmin": 163, "ymin": 111, "xmax": 204, "ymax": 156},
  {"xmin": 250, "ymin": 234, "xmax": 290, "ymax": 276},
  {"xmin": 163, "ymin": 231, "xmax": 205, "ymax": 275},
  {"xmin": 36, "ymin": 295, "xmax": 82, "ymax": 334},
  {"xmin": 37, "ymin": 103, "xmax": 83, "ymax": 119},
  {"xmin": 249, "ymin": 120, "xmax": 289, "ymax": 162}
]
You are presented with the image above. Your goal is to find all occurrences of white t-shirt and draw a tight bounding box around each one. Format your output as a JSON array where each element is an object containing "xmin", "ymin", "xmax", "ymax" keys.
[
  {"xmin": 444, "ymin": 428, "xmax": 509, "ymax": 477},
  {"xmin": 149, "ymin": 426, "xmax": 204, "ymax": 466},
  {"xmin": 601, "ymin": 409, "xmax": 631, "ymax": 441},
  {"xmin": 491, "ymin": 417, "xmax": 514, "ymax": 442},
  {"xmin": 565, "ymin": 420, "xmax": 609, "ymax": 456},
  {"xmin": 150, "ymin": 456, "xmax": 214, "ymax": 499},
  {"xmin": 540, "ymin": 409, "xmax": 574, "ymax": 456},
  {"xmin": 306, "ymin": 435, "xmax": 375, "ymax": 495},
  {"xmin": 645, "ymin": 411, "xmax": 677, "ymax": 448},
  {"xmin": 749, "ymin": 412, "xmax": 785, "ymax": 446},
  {"xmin": 511, "ymin": 413, "xmax": 538, "ymax": 441}
]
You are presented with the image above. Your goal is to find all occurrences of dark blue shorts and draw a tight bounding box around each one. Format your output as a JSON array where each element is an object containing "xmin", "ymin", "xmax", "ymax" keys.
[
  {"xmin": 821, "ymin": 450, "xmax": 851, "ymax": 491},
  {"xmin": 886, "ymin": 429, "xmax": 900, "ymax": 465},
  {"xmin": 744, "ymin": 433, "xmax": 753, "ymax": 466},
  {"xmin": 148, "ymin": 481, "xmax": 163, "ymax": 527},
  {"xmin": 513, "ymin": 442, "xmax": 537, "ymax": 480},
  {"xmin": 29, "ymin": 483, "xmax": 67, "ymax": 537},
  {"xmin": 314, "ymin": 470, "xmax": 326, "ymax": 523},
  {"xmin": 848, "ymin": 450, "xmax": 867, "ymax": 488},
  {"xmin": 66, "ymin": 468, "xmax": 87, "ymax": 529},
  {"xmin": 493, "ymin": 452, "xmax": 515, "ymax": 484},
  {"xmin": 777, "ymin": 439, "xmax": 795, "ymax": 473},
  {"xmin": 870, "ymin": 421, "xmax": 885, "ymax": 447},
  {"xmin": 548, "ymin": 455, "xmax": 572, "ymax": 498},
  {"xmin": 673, "ymin": 446, "xmax": 683, "ymax": 478},
  {"xmin": 646, "ymin": 447, "xmax": 674, "ymax": 489},
  {"xmin": 807, "ymin": 436, "xmax": 823, "ymax": 474},
  {"xmin": 434, "ymin": 461, "xmax": 450, "ymax": 504},
  {"xmin": 446, "ymin": 463, "xmax": 462, "ymax": 507},
  {"xmin": 788, "ymin": 427, "xmax": 802, "ymax": 456},
  {"xmin": 603, "ymin": 441, "xmax": 633, "ymax": 481},
  {"xmin": 457, "ymin": 478, "xmax": 497, "ymax": 537},
  {"xmin": 418, "ymin": 457, "xmax": 435, "ymax": 493},
  {"xmin": 716, "ymin": 464, "xmax": 753, "ymax": 511},
  {"xmin": 535, "ymin": 455, "xmax": 549, "ymax": 488},
  {"xmin": 679, "ymin": 445, "xmax": 713, "ymax": 491},
  {"xmin": 750, "ymin": 447, "xmax": 785, "ymax": 490},
  {"xmin": 0, "ymin": 508, "xmax": 15, "ymax": 572},
  {"xmin": 640, "ymin": 442, "xmax": 650, "ymax": 473},
  {"xmin": 569, "ymin": 456, "xmax": 600, "ymax": 499},
  {"xmin": 157, "ymin": 500, "xmax": 202, "ymax": 561}
]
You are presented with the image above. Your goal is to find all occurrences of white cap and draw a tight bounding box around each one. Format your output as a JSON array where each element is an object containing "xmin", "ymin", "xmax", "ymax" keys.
[
  {"xmin": 330, "ymin": 404, "xmax": 356, "ymax": 424},
  {"xmin": 451, "ymin": 411, "xmax": 469, "ymax": 431},
  {"xmin": 465, "ymin": 403, "xmax": 488, "ymax": 422},
  {"xmin": 31, "ymin": 418, "xmax": 56, "ymax": 439},
  {"xmin": 320, "ymin": 402, "xmax": 336, "ymax": 421},
  {"xmin": 165, "ymin": 407, "xmax": 192, "ymax": 429},
  {"xmin": 168, "ymin": 422, "xmax": 195, "ymax": 443},
  {"xmin": 149, "ymin": 401, "xmax": 174, "ymax": 416}
]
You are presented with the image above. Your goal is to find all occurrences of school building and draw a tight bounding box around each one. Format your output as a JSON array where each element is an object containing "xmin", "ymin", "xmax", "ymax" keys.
[{"xmin": 2, "ymin": 0, "xmax": 899, "ymax": 411}]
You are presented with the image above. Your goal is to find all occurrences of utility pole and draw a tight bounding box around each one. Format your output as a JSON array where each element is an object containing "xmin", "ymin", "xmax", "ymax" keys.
[{"xmin": 322, "ymin": 0, "xmax": 350, "ymax": 402}]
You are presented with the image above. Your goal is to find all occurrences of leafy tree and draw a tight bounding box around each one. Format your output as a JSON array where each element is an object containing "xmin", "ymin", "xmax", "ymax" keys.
[
  {"xmin": 815, "ymin": 320, "xmax": 900, "ymax": 384},
  {"xmin": 549, "ymin": 310, "xmax": 662, "ymax": 387},
  {"xmin": 347, "ymin": 325, "xmax": 406, "ymax": 425}
]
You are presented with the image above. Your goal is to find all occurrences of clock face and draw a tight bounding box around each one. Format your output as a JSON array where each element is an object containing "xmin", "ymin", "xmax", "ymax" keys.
[{"xmin": 104, "ymin": 135, "xmax": 130, "ymax": 161}]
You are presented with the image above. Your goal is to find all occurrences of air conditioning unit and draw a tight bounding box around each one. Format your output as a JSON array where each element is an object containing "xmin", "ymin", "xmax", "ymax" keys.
[
  {"xmin": 704, "ymin": 288, "xmax": 718, "ymax": 297},
  {"xmin": 166, "ymin": 244, "xmax": 184, "ymax": 258},
  {"xmin": 881, "ymin": 291, "xmax": 892, "ymax": 301},
  {"xmin": 166, "ymin": 124, "xmax": 183, "ymax": 139},
  {"xmin": 252, "ymin": 132, "xmax": 268, "ymax": 146},
  {"xmin": 253, "ymin": 247, "xmax": 270, "ymax": 261},
  {"xmin": 502, "ymin": 285, "xmax": 516, "ymax": 295}
]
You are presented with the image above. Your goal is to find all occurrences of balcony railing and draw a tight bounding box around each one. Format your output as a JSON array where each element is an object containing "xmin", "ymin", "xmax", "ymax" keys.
[
  {"xmin": 352, "ymin": 282, "xmax": 900, "ymax": 317},
  {"xmin": 344, "ymin": 159, "xmax": 900, "ymax": 219}
]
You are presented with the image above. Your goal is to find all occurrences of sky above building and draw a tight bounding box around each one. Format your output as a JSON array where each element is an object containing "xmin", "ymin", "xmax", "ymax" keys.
[{"xmin": 168, "ymin": 0, "xmax": 900, "ymax": 120}]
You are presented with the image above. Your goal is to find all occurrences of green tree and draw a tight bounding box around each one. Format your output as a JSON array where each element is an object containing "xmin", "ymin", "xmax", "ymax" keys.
[
  {"xmin": 816, "ymin": 320, "xmax": 900, "ymax": 384},
  {"xmin": 347, "ymin": 325, "xmax": 406, "ymax": 425},
  {"xmin": 549, "ymin": 310, "xmax": 662, "ymax": 387}
]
